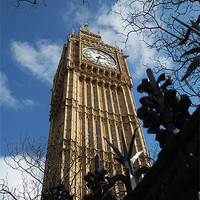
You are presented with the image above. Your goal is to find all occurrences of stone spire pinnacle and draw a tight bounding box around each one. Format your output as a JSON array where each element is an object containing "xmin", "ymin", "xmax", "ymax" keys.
[{"xmin": 84, "ymin": 21, "xmax": 90, "ymax": 32}]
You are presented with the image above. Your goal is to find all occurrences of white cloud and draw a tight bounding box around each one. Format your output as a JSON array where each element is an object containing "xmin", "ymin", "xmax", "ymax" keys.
[
  {"xmin": 61, "ymin": 1, "xmax": 91, "ymax": 29},
  {"xmin": 0, "ymin": 157, "xmax": 24, "ymax": 190},
  {"xmin": 11, "ymin": 39, "xmax": 62, "ymax": 84},
  {"xmin": 92, "ymin": 1, "xmax": 172, "ymax": 79},
  {"xmin": 0, "ymin": 71, "xmax": 35, "ymax": 109},
  {"xmin": 10, "ymin": 1, "xmax": 170, "ymax": 87},
  {"xmin": 0, "ymin": 156, "xmax": 42, "ymax": 200},
  {"xmin": 61, "ymin": 0, "xmax": 171, "ymax": 79}
]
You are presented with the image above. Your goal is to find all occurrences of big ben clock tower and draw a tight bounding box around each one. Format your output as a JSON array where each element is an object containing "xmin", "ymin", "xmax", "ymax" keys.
[{"xmin": 42, "ymin": 22, "xmax": 150, "ymax": 199}]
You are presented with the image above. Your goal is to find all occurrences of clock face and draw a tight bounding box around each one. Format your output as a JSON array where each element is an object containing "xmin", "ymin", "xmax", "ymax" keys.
[{"xmin": 82, "ymin": 48, "xmax": 116, "ymax": 67}]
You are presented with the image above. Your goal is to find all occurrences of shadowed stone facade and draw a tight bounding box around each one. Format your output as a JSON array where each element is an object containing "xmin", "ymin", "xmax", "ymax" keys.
[{"xmin": 42, "ymin": 23, "xmax": 150, "ymax": 200}]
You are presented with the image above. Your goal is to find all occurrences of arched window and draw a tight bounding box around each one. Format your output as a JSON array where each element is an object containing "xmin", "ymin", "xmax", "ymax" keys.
[
  {"xmin": 110, "ymin": 127, "xmax": 114, "ymax": 152},
  {"xmin": 95, "ymin": 122, "xmax": 98, "ymax": 149},
  {"xmin": 93, "ymin": 86, "xmax": 96, "ymax": 108},
  {"xmin": 87, "ymin": 121, "xmax": 90, "ymax": 147},
  {"xmin": 118, "ymin": 129, "xmax": 123, "ymax": 152},
  {"xmin": 86, "ymin": 85, "xmax": 89, "ymax": 107},
  {"xmin": 106, "ymin": 90, "xmax": 109, "ymax": 112},
  {"xmin": 112, "ymin": 92, "xmax": 116, "ymax": 113}
]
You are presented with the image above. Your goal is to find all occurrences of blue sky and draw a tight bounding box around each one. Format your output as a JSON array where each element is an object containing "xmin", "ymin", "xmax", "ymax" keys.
[
  {"xmin": 0, "ymin": 0, "xmax": 163, "ymax": 157},
  {"xmin": 1, "ymin": 1, "xmax": 199, "ymax": 197}
]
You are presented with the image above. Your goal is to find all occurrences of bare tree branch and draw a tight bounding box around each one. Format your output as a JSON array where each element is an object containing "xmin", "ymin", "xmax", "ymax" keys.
[
  {"xmin": 11, "ymin": 0, "xmax": 89, "ymax": 9},
  {"xmin": 114, "ymin": 0, "xmax": 200, "ymax": 105}
]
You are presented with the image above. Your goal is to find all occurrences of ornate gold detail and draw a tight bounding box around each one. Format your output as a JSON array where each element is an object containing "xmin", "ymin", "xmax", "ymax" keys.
[{"xmin": 84, "ymin": 21, "xmax": 89, "ymax": 32}]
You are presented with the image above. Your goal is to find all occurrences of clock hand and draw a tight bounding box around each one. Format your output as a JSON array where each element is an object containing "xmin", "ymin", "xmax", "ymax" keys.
[
  {"xmin": 96, "ymin": 56, "xmax": 101, "ymax": 63},
  {"xmin": 96, "ymin": 55, "xmax": 107, "ymax": 64},
  {"xmin": 97, "ymin": 56, "xmax": 106, "ymax": 60}
]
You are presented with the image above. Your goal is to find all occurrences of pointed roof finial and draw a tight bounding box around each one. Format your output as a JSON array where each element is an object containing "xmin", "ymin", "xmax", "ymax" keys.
[
  {"xmin": 72, "ymin": 28, "xmax": 75, "ymax": 35},
  {"xmin": 84, "ymin": 21, "xmax": 90, "ymax": 32}
]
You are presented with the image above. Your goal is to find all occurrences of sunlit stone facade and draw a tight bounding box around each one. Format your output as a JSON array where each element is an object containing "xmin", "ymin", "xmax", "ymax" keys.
[{"xmin": 42, "ymin": 23, "xmax": 150, "ymax": 200}]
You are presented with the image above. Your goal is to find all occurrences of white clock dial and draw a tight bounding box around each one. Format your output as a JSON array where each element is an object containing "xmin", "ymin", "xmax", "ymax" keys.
[{"xmin": 83, "ymin": 48, "xmax": 116, "ymax": 67}]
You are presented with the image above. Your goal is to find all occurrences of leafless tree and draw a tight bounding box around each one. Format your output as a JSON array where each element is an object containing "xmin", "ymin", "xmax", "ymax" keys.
[
  {"xmin": 115, "ymin": 0, "xmax": 200, "ymax": 105},
  {"xmin": 143, "ymin": 141, "xmax": 160, "ymax": 165},
  {"xmin": 11, "ymin": 0, "xmax": 88, "ymax": 9},
  {"xmin": 10, "ymin": 0, "xmax": 47, "ymax": 9},
  {"xmin": 0, "ymin": 135, "xmax": 46, "ymax": 200},
  {"xmin": 0, "ymin": 135, "xmax": 93, "ymax": 200}
]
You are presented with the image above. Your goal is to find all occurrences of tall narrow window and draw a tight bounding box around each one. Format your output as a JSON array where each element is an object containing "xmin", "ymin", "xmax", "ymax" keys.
[
  {"xmin": 86, "ymin": 85, "xmax": 89, "ymax": 107},
  {"xmin": 88, "ymin": 121, "xmax": 90, "ymax": 147},
  {"xmin": 95, "ymin": 122, "xmax": 98, "ymax": 149},
  {"xmin": 110, "ymin": 127, "xmax": 114, "ymax": 152},
  {"xmin": 110, "ymin": 127, "xmax": 114, "ymax": 143},
  {"xmin": 112, "ymin": 92, "xmax": 116, "ymax": 113},
  {"xmin": 93, "ymin": 87, "xmax": 96, "ymax": 109},
  {"xmin": 106, "ymin": 90, "xmax": 109, "ymax": 112},
  {"xmin": 118, "ymin": 129, "xmax": 123, "ymax": 152}
]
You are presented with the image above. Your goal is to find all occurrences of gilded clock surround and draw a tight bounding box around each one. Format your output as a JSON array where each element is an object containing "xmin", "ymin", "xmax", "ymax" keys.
[{"xmin": 42, "ymin": 22, "xmax": 150, "ymax": 200}]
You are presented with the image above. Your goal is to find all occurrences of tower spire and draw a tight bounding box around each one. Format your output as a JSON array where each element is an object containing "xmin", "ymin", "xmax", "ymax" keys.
[
  {"xmin": 84, "ymin": 21, "xmax": 90, "ymax": 32},
  {"xmin": 43, "ymin": 22, "xmax": 150, "ymax": 200}
]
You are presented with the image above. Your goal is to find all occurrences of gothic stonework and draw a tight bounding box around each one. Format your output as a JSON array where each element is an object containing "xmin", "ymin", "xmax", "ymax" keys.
[{"xmin": 42, "ymin": 22, "xmax": 150, "ymax": 199}]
